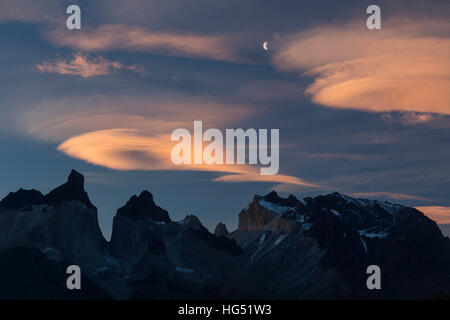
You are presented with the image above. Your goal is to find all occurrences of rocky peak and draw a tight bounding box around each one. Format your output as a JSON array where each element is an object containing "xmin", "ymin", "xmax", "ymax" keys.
[
  {"xmin": 0, "ymin": 189, "xmax": 44, "ymax": 210},
  {"xmin": 238, "ymin": 193, "xmax": 281, "ymax": 231},
  {"xmin": 116, "ymin": 191, "xmax": 171, "ymax": 223},
  {"xmin": 179, "ymin": 214, "xmax": 203, "ymax": 231},
  {"xmin": 67, "ymin": 169, "xmax": 84, "ymax": 187},
  {"xmin": 262, "ymin": 190, "xmax": 281, "ymax": 202},
  {"xmin": 214, "ymin": 222, "xmax": 229, "ymax": 237},
  {"xmin": 44, "ymin": 170, "xmax": 96, "ymax": 210},
  {"xmin": 259, "ymin": 191, "xmax": 303, "ymax": 208}
]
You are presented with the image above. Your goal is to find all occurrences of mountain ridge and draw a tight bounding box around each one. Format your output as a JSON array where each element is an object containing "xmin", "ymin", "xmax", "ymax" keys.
[{"xmin": 0, "ymin": 170, "xmax": 449, "ymax": 300}]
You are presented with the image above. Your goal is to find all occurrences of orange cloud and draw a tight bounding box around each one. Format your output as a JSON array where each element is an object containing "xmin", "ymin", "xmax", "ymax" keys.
[
  {"xmin": 272, "ymin": 19, "xmax": 450, "ymax": 115},
  {"xmin": 19, "ymin": 94, "xmax": 315, "ymax": 186},
  {"xmin": 57, "ymin": 129, "xmax": 315, "ymax": 186},
  {"xmin": 36, "ymin": 53, "xmax": 139, "ymax": 78},
  {"xmin": 351, "ymin": 192, "xmax": 432, "ymax": 202},
  {"xmin": 214, "ymin": 173, "xmax": 320, "ymax": 187},
  {"xmin": 415, "ymin": 206, "xmax": 450, "ymax": 224},
  {"xmin": 19, "ymin": 95, "xmax": 253, "ymax": 142},
  {"xmin": 46, "ymin": 24, "xmax": 241, "ymax": 62},
  {"xmin": 57, "ymin": 129, "xmax": 172, "ymax": 171}
]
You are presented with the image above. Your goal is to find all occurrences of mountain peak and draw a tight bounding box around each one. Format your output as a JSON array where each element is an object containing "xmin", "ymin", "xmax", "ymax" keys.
[
  {"xmin": 44, "ymin": 170, "xmax": 96, "ymax": 210},
  {"xmin": 116, "ymin": 191, "xmax": 171, "ymax": 222},
  {"xmin": 138, "ymin": 190, "xmax": 154, "ymax": 203},
  {"xmin": 179, "ymin": 214, "xmax": 203, "ymax": 231},
  {"xmin": 263, "ymin": 191, "xmax": 280, "ymax": 202},
  {"xmin": 68, "ymin": 169, "xmax": 84, "ymax": 186},
  {"xmin": 257, "ymin": 191, "xmax": 302, "ymax": 208},
  {"xmin": 0, "ymin": 189, "xmax": 44, "ymax": 210},
  {"xmin": 214, "ymin": 222, "xmax": 229, "ymax": 237}
]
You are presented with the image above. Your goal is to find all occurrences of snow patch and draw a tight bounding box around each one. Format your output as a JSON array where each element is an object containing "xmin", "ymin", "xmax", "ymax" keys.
[
  {"xmin": 274, "ymin": 234, "xmax": 288, "ymax": 246},
  {"xmin": 251, "ymin": 232, "xmax": 268, "ymax": 261},
  {"xmin": 331, "ymin": 209, "xmax": 341, "ymax": 216},
  {"xmin": 175, "ymin": 266, "xmax": 195, "ymax": 274},
  {"xmin": 259, "ymin": 232, "xmax": 267, "ymax": 246},
  {"xmin": 41, "ymin": 247, "xmax": 60, "ymax": 254},
  {"xmin": 360, "ymin": 238, "xmax": 368, "ymax": 253},
  {"xmin": 96, "ymin": 266, "xmax": 110, "ymax": 274},
  {"xmin": 302, "ymin": 223, "xmax": 313, "ymax": 231},
  {"xmin": 358, "ymin": 229, "xmax": 389, "ymax": 238},
  {"xmin": 258, "ymin": 200, "xmax": 294, "ymax": 215}
]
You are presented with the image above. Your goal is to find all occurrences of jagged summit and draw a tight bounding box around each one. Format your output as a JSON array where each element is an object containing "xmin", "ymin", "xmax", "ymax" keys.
[
  {"xmin": 0, "ymin": 189, "xmax": 44, "ymax": 210},
  {"xmin": 256, "ymin": 191, "xmax": 303, "ymax": 208},
  {"xmin": 179, "ymin": 214, "xmax": 203, "ymax": 230},
  {"xmin": 1, "ymin": 170, "xmax": 450, "ymax": 299},
  {"xmin": 67, "ymin": 169, "xmax": 85, "ymax": 187},
  {"xmin": 214, "ymin": 222, "xmax": 229, "ymax": 237},
  {"xmin": 0, "ymin": 170, "xmax": 95, "ymax": 210},
  {"xmin": 44, "ymin": 169, "xmax": 96, "ymax": 210},
  {"xmin": 116, "ymin": 190, "xmax": 171, "ymax": 223}
]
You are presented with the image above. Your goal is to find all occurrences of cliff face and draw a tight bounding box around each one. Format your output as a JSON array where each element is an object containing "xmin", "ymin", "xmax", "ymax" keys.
[
  {"xmin": 0, "ymin": 170, "xmax": 106, "ymax": 269},
  {"xmin": 230, "ymin": 191, "xmax": 450, "ymax": 299},
  {"xmin": 0, "ymin": 170, "xmax": 449, "ymax": 299}
]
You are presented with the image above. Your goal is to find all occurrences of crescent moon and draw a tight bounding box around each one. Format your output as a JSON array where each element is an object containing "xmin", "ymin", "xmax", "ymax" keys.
[{"xmin": 263, "ymin": 41, "xmax": 268, "ymax": 51}]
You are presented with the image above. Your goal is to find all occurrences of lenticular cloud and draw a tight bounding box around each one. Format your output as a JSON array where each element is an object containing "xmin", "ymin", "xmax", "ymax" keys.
[{"xmin": 272, "ymin": 19, "xmax": 450, "ymax": 115}]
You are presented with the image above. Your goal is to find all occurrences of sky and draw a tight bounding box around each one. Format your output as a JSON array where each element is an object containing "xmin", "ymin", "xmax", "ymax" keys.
[{"xmin": 0, "ymin": 0, "xmax": 449, "ymax": 239}]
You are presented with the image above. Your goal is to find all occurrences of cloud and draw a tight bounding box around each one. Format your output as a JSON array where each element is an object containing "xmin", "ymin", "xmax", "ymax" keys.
[
  {"xmin": 19, "ymin": 95, "xmax": 253, "ymax": 141},
  {"xmin": 213, "ymin": 173, "xmax": 320, "ymax": 187},
  {"xmin": 18, "ymin": 94, "xmax": 315, "ymax": 186},
  {"xmin": 0, "ymin": 0, "xmax": 61, "ymax": 24},
  {"xmin": 298, "ymin": 152, "xmax": 381, "ymax": 161},
  {"xmin": 57, "ymin": 129, "xmax": 172, "ymax": 171},
  {"xmin": 415, "ymin": 206, "xmax": 450, "ymax": 224},
  {"xmin": 272, "ymin": 18, "xmax": 450, "ymax": 115},
  {"xmin": 380, "ymin": 112, "xmax": 446, "ymax": 126},
  {"xmin": 350, "ymin": 192, "xmax": 432, "ymax": 202},
  {"xmin": 57, "ymin": 128, "xmax": 316, "ymax": 187},
  {"xmin": 46, "ymin": 24, "xmax": 241, "ymax": 62},
  {"xmin": 36, "ymin": 53, "xmax": 146, "ymax": 78}
]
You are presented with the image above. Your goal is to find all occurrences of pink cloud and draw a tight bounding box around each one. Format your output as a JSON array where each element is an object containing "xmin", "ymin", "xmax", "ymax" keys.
[
  {"xmin": 213, "ymin": 173, "xmax": 320, "ymax": 188},
  {"xmin": 18, "ymin": 94, "xmax": 315, "ymax": 187},
  {"xmin": 57, "ymin": 129, "xmax": 315, "ymax": 187},
  {"xmin": 415, "ymin": 206, "xmax": 450, "ymax": 224},
  {"xmin": 272, "ymin": 19, "xmax": 450, "ymax": 115},
  {"xmin": 350, "ymin": 192, "xmax": 432, "ymax": 202},
  {"xmin": 46, "ymin": 24, "xmax": 241, "ymax": 62},
  {"xmin": 36, "ymin": 53, "xmax": 146, "ymax": 78}
]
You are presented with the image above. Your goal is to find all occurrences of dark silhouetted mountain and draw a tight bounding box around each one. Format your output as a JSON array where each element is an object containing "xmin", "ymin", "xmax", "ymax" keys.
[
  {"xmin": 0, "ymin": 171, "xmax": 449, "ymax": 300},
  {"xmin": 0, "ymin": 246, "xmax": 111, "ymax": 300},
  {"xmin": 229, "ymin": 191, "xmax": 450, "ymax": 299},
  {"xmin": 0, "ymin": 170, "xmax": 107, "ymax": 269},
  {"xmin": 178, "ymin": 214, "xmax": 202, "ymax": 230},
  {"xmin": 44, "ymin": 169, "xmax": 96, "ymax": 210},
  {"xmin": 214, "ymin": 223, "xmax": 229, "ymax": 237},
  {"xmin": 0, "ymin": 189, "xmax": 44, "ymax": 210},
  {"xmin": 116, "ymin": 190, "xmax": 171, "ymax": 222}
]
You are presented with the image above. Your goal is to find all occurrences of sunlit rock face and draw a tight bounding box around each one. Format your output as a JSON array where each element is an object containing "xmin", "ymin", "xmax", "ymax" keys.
[{"xmin": 231, "ymin": 191, "xmax": 450, "ymax": 299}]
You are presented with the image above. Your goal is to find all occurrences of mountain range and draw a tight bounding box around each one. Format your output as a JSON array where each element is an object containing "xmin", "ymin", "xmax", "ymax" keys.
[{"xmin": 0, "ymin": 170, "xmax": 449, "ymax": 299}]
